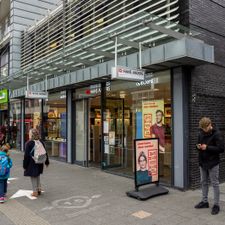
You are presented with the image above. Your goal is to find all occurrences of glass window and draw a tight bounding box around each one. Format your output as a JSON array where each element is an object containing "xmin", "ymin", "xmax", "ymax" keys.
[
  {"xmin": 43, "ymin": 91, "xmax": 67, "ymax": 161},
  {"xmin": 0, "ymin": 50, "xmax": 9, "ymax": 77},
  {"xmin": 25, "ymin": 99, "xmax": 42, "ymax": 142},
  {"xmin": 9, "ymin": 100, "xmax": 22, "ymax": 149},
  {"xmin": 105, "ymin": 70, "xmax": 172, "ymax": 184},
  {"xmin": 73, "ymin": 86, "xmax": 102, "ymax": 167}
]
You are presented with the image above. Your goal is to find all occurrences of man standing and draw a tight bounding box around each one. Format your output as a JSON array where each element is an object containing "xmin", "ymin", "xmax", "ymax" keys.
[
  {"xmin": 150, "ymin": 110, "xmax": 165, "ymax": 153},
  {"xmin": 195, "ymin": 117, "xmax": 224, "ymax": 215}
]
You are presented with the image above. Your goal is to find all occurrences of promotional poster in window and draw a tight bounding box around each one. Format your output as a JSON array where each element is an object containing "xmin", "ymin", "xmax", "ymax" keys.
[{"xmin": 135, "ymin": 138, "xmax": 159, "ymax": 187}]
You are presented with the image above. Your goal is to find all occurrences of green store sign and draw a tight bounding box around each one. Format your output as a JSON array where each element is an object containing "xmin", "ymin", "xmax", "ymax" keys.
[{"xmin": 0, "ymin": 89, "xmax": 8, "ymax": 104}]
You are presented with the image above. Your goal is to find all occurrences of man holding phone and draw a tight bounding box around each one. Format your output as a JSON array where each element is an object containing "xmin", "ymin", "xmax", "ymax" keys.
[{"xmin": 195, "ymin": 117, "xmax": 224, "ymax": 215}]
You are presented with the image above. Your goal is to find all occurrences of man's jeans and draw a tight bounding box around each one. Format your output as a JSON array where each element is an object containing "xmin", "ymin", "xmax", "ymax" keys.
[
  {"xmin": 0, "ymin": 179, "xmax": 7, "ymax": 197},
  {"xmin": 200, "ymin": 164, "xmax": 220, "ymax": 205}
]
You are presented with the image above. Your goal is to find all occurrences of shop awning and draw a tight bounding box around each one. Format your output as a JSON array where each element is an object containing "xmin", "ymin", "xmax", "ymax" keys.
[
  {"xmin": 142, "ymin": 37, "xmax": 214, "ymax": 70},
  {"xmin": 9, "ymin": 35, "xmax": 214, "ymax": 98},
  {"xmin": 0, "ymin": 6, "xmax": 214, "ymax": 97}
]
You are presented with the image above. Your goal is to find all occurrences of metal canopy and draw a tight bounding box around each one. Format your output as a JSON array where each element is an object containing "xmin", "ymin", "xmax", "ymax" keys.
[
  {"xmin": 0, "ymin": 0, "xmax": 195, "ymax": 87},
  {"xmin": 1, "ymin": 18, "xmax": 196, "ymax": 88},
  {"xmin": 10, "ymin": 37, "xmax": 214, "ymax": 99},
  {"xmin": 1, "ymin": 0, "xmax": 203, "ymax": 93}
]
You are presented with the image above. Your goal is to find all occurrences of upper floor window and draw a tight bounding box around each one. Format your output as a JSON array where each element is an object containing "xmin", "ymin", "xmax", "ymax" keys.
[{"xmin": 0, "ymin": 48, "xmax": 9, "ymax": 77}]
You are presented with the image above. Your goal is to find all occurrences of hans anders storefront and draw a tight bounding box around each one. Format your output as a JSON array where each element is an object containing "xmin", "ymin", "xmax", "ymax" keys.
[
  {"xmin": 73, "ymin": 70, "xmax": 172, "ymax": 185},
  {"xmin": 8, "ymin": 35, "xmax": 214, "ymax": 190},
  {"xmin": 11, "ymin": 70, "xmax": 173, "ymax": 184}
]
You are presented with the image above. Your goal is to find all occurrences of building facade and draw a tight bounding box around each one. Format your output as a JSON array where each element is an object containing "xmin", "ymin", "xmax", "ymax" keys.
[
  {"xmin": 0, "ymin": 0, "xmax": 62, "ymax": 147},
  {"xmin": 179, "ymin": 0, "xmax": 225, "ymax": 188},
  {"xmin": 1, "ymin": 0, "xmax": 224, "ymax": 190}
]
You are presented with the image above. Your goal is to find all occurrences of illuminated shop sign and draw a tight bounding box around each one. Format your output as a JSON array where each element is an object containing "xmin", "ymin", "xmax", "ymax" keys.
[
  {"xmin": 0, "ymin": 89, "xmax": 8, "ymax": 104},
  {"xmin": 111, "ymin": 66, "xmax": 145, "ymax": 81}
]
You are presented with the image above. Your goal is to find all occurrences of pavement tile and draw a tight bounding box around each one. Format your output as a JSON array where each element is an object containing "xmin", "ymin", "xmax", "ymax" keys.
[
  {"xmin": 4, "ymin": 149, "xmax": 225, "ymax": 225},
  {"xmin": 0, "ymin": 212, "xmax": 15, "ymax": 225}
]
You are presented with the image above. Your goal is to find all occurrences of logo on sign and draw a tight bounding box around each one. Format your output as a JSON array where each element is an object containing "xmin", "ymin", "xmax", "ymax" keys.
[
  {"xmin": 111, "ymin": 66, "xmax": 145, "ymax": 81},
  {"xmin": 25, "ymin": 91, "xmax": 48, "ymax": 99}
]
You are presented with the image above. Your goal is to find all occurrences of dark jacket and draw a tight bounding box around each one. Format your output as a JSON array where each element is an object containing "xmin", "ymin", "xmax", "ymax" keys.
[
  {"xmin": 197, "ymin": 127, "xmax": 224, "ymax": 169},
  {"xmin": 23, "ymin": 140, "xmax": 49, "ymax": 177}
]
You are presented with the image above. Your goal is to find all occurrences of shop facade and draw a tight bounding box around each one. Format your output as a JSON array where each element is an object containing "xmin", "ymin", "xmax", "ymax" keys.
[
  {"xmin": 73, "ymin": 70, "xmax": 173, "ymax": 185},
  {"xmin": 9, "ymin": 91, "xmax": 68, "ymax": 161},
  {"xmin": 7, "ymin": 44, "xmax": 214, "ymax": 190},
  {"xmin": 3, "ymin": 0, "xmax": 224, "ymax": 190},
  {"xmin": 8, "ymin": 66, "xmax": 189, "ymax": 188}
]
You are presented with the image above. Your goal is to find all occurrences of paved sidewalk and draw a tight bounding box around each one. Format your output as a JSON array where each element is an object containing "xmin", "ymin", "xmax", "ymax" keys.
[{"xmin": 1, "ymin": 149, "xmax": 225, "ymax": 225}]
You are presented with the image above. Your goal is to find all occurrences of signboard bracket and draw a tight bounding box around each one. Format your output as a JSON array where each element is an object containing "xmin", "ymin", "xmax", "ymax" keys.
[
  {"xmin": 27, "ymin": 76, "xmax": 30, "ymax": 92},
  {"xmin": 139, "ymin": 42, "xmax": 142, "ymax": 69},
  {"xmin": 115, "ymin": 36, "xmax": 118, "ymax": 67},
  {"xmin": 25, "ymin": 75, "xmax": 48, "ymax": 99}
]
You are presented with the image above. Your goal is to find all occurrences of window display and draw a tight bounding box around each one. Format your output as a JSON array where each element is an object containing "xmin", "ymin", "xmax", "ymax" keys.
[
  {"xmin": 43, "ymin": 91, "xmax": 67, "ymax": 160},
  {"xmin": 105, "ymin": 70, "xmax": 172, "ymax": 184},
  {"xmin": 25, "ymin": 99, "xmax": 42, "ymax": 142}
]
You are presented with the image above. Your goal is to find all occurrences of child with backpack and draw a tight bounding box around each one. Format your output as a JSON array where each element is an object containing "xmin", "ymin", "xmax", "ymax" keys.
[{"xmin": 0, "ymin": 144, "xmax": 12, "ymax": 203}]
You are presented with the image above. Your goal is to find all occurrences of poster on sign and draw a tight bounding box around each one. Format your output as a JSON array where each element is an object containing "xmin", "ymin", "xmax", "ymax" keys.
[
  {"xmin": 134, "ymin": 138, "xmax": 159, "ymax": 188},
  {"xmin": 142, "ymin": 99, "xmax": 164, "ymax": 138}
]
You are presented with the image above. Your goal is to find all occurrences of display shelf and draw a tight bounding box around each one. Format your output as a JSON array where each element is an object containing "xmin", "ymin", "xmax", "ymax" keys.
[{"xmin": 45, "ymin": 139, "xmax": 67, "ymax": 157}]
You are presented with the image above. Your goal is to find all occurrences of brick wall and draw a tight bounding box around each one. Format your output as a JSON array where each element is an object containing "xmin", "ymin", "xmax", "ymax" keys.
[
  {"xmin": 189, "ymin": 65, "xmax": 225, "ymax": 188},
  {"xmin": 179, "ymin": 0, "xmax": 225, "ymax": 189}
]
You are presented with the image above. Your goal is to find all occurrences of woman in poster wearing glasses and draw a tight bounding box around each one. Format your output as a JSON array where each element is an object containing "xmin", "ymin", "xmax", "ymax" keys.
[{"xmin": 136, "ymin": 151, "xmax": 152, "ymax": 185}]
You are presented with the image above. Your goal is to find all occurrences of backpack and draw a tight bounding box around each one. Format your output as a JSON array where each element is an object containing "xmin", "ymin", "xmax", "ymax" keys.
[
  {"xmin": 0, "ymin": 155, "xmax": 10, "ymax": 177},
  {"xmin": 31, "ymin": 140, "xmax": 47, "ymax": 164}
]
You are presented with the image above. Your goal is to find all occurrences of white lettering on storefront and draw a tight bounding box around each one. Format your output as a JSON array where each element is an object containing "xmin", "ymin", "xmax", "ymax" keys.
[{"xmin": 136, "ymin": 77, "xmax": 159, "ymax": 87}]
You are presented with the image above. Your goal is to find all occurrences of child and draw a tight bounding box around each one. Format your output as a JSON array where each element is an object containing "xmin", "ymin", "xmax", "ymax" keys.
[{"xmin": 0, "ymin": 144, "xmax": 12, "ymax": 203}]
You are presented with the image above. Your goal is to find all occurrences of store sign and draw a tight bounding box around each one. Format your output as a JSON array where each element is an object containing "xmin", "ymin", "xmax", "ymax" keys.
[
  {"xmin": 136, "ymin": 77, "xmax": 159, "ymax": 87},
  {"xmin": 0, "ymin": 89, "xmax": 8, "ymax": 104},
  {"xmin": 25, "ymin": 90, "xmax": 48, "ymax": 99},
  {"xmin": 111, "ymin": 66, "xmax": 145, "ymax": 81},
  {"xmin": 89, "ymin": 82, "xmax": 111, "ymax": 94}
]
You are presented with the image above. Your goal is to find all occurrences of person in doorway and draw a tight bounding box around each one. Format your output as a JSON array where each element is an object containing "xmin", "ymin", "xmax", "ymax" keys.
[
  {"xmin": 195, "ymin": 117, "xmax": 224, "ymax": 215},
  {"xmin": 0, "ymin": 144, "xmax": 12, "ymax": 203},
  {"xmin": 0, "ymin": 125, "xmax": 7, "ymax": 147},
  {"xmin": 23, "ymin": 128, "xmax": 49, "ymax": 197},
  {"xmin": 10, "ymin": 121, "xmax": 18, "ymax": 148},
  {"xmin": 136, "ymin": 151, "xmax": 152, "ymax": 185},
  {"xmin": 150, "ymin": 110, "xmax": 165, "ymax": 153}
]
